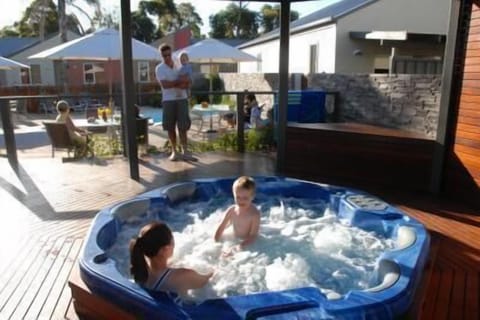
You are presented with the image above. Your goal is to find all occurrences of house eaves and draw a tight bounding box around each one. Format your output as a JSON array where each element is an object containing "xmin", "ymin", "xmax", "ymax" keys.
[{"xmin": 238, "ymin": 0, "xmax": 378, "ymax": 49}]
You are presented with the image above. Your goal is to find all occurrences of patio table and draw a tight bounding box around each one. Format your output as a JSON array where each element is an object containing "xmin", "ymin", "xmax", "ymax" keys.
[
  {"xmin": 74, "ymin": 119, "xmax": 121, "ymax": 151},
  {"xmin": 192, "ymin": 104, "xmax": 231, "ymax": 133}
]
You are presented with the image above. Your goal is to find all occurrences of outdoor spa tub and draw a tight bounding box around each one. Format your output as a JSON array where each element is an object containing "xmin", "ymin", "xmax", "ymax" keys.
[{"xmin": 79, "ymin": 176, "xmax": 430, "ymax": 319}]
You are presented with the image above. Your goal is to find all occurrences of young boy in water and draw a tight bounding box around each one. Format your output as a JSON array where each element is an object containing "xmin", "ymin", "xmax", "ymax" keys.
[{"xmin": 214, "ymin": 176, "xmax": 261, "ymax": 255}]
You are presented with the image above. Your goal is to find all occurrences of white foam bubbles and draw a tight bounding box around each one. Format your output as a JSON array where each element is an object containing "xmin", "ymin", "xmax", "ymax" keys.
[
  {"xmin": 107, "ymin": 195, "xmax": 394, "ymax": 302},
  {"xmin": 265, "ymin": 254, "xmax": 312, "ymax": 291}
]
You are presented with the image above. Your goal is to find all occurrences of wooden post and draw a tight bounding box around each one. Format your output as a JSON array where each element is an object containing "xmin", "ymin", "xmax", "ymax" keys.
[
  {"xmin": 276, "ymin": 1, "xmax": 291, "ymax": 173},
  {"xmin": 119, "ymin": 0, "xmax": 139, "ymax": 181},
  {"xmin": 0, "ymin": 99, "xmax": 18, "ymax": 170},
  {"xmin": 236, "ymin": 91, "xmax": 246, "ymax": 152}
]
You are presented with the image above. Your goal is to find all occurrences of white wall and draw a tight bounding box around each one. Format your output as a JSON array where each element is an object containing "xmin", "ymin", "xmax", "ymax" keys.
[
  {"xmin": 335, "ymin": 0, "xmax": 450, "ymax": 73},
  {"xmin": 239, "ymin": 24, "xmax": 336, "ymax": 74},
  {"xmin": 239, "ymin": 0, "xmax": 450, "ymax": 74},
  {"xmin": 239, "ymin": 42, "xmax": 279, "ymax": 73}
]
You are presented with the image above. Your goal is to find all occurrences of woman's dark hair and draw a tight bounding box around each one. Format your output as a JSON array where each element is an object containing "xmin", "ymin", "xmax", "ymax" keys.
[
  {"xmin": 246, "ymin": 94, "xmax": 256, "ymax": 103},
  {"xmin": 129, "ymin": 222, "xmax": 173, "ymax": 284}
]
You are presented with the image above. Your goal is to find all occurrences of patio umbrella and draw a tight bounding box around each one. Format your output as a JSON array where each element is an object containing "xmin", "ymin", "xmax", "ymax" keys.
[
  {"xmin": 175, "ymin": 38, "xmax": 258, "ymax": 97},
  {"xmin": 84, "ymin": 64, "xmax": 104, "ymax": 74},
  {"xmin": 28, "ymin": 28, "xmax": 161, "ymax": 96},
  {"xmin": 0, "ymin": 56, "xmax": 29, "ymax": 70},
  {"xmin": 178, "ymin": 38, "xmax": 258, "ymax": 64}
]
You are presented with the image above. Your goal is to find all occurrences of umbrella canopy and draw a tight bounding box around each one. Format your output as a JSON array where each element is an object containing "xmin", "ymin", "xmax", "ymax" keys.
[
  {"xmin": 176, "ymin": 38, "xmax": 258, "ymax": 64},
  {"xmin": 0, "ymin": 56, "xmax": 29, "ymax": 70},
  {"xmin": 28, "ymin": 28, "xmax": 160, "ymax": 61},
  {"xmin": 84, "ymin": 64, "xmax": 104, "ymax": 74}
]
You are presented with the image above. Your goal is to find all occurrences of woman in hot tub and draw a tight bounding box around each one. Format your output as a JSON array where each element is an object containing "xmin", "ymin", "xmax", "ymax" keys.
[{"xmin": 130, "ymin": 222, "xmax": 213, "ymax": 296}]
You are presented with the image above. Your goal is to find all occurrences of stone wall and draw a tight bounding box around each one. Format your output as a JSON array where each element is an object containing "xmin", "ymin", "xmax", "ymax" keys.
[
  {"xmin": 219, "ymin": 73, "xmax": 279, "ymax": 107},
  {"xmin": 308, "ymin": 74, "xmax": 441, "ymax": 138},
  {"xmin": 219, "ymin": 73, "xmax": 441, "ymax": 138}
]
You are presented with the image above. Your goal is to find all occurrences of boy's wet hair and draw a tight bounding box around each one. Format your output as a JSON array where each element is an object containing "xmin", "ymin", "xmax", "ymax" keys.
[{"xmin": 233, "ymin": 176, "xmax": 256, "ymax": 193}]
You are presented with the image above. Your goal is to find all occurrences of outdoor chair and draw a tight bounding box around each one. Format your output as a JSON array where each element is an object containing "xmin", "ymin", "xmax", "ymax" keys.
[
  {"xmin": 43, "ymin": 121, "xmax": 94, "ymax": 162},
  {"xmin": 136, "ymin": 117, "xmax": 149, "ymax": 146},
  {"xmin": 15, "ymin": 99, "xmax": 27, "ymax": 114},
  {"xmin": 39, "ymin": 100, "xmax": 56, "ymax": 114},
  {"xmin": 190, "ymin": 108, "xmax": 205, "ymax": 133}
]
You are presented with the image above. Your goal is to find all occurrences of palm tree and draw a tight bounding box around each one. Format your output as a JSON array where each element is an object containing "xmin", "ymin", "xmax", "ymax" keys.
[
  {"xmin": 58, "ymin": 0, "xmax": 66, "ymax": 41},
  {"xmin": 58, "ymin": 0, "xmax": 101, "ymax": 42}
]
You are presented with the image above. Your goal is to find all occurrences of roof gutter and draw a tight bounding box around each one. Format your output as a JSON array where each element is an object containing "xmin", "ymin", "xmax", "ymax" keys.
[{"xmin": 238, "ymin": 16, "xmax": 334, "ymax": 49}]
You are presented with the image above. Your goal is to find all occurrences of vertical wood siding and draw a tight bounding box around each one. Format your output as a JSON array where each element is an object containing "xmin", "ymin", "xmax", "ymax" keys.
[{"xmin": 445, "ymin": 1, "xmax": 480, "ymax": 207}]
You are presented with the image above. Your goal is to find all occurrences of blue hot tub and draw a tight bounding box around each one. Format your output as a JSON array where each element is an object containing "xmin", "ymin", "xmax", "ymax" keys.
[{"xmin": 79, "ymin": 176, "xmax": 429, "ymax": 319}]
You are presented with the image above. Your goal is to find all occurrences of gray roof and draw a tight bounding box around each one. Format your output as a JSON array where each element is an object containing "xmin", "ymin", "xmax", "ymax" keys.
[
  {"xmin": 239, "ymin": 0, "xmax": 377, "ymax": 48},
  {"xmin": 0, "ymin": 37, "xmax": 40, "ymax": 57},
  {"xmin": 191, "ymin": 38, "xmax": 249, "ymax": 48}
]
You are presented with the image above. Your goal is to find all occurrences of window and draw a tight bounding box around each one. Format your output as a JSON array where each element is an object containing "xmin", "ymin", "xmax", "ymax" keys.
[
  {"xmin": 373, "ymin": 56, "xmax": 389, "ymax": 74},
  {"xmin": 83, "ymin": 63, "xmax": 95, "ymax": 84},
  {"xmin": 256, "ymin": 53, "xmax": 262, "ymax": 72},
  {"xmin": 309, "ymin": 44, "xmax": 318, "ymax": 73},
  {"xmin": 138, "ymin": 61, "xmax": 150, "ymax": 82}
]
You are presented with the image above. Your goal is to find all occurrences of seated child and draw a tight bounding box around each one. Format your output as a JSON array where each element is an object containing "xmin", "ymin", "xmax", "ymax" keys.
[
  {"xmin": 214, "ymin": 176, "xmax": 261, "ymax": 255},
  {"xmin": 130, "ymin": 222, "xmax": 213, "ymax": 297},
  {"xmin": 55, "ymin": 100, "xmax": 90, "ymax": 157}
]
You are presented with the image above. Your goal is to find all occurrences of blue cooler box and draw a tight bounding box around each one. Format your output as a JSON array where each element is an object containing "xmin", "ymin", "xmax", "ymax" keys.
[{"xmin": 274, "ymin": 90, "xmax": 326, "ymax": 123}]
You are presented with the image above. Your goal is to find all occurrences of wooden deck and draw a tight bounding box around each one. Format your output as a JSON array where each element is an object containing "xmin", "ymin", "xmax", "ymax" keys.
[
  {"xmin": 284, "ymin": 122, "xmax": 436, "ymax": 193},
  {"xmin": 0, "ymin": 148, "xmax": 479, "ymax": 319}
]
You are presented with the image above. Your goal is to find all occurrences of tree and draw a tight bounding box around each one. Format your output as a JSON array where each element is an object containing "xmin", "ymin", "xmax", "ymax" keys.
[
  {"xmin": 209, "ymin": 3, "xmax": 258, "ymax": 39},
  {"xmin": 138, "ymin": 0, "xmax": 177, "ymax": 39},
  {"xmin": 175, "ymin": 2, "xmax": 203, "ymax": 38},
  {"xmin": 91, "ymin": 9, "xmax": 119, "ymax": 30},
  {"xmin": 58, "ymin": 0, "xmax": 67, "ymax": 41},
  {"xmin": 0, "ymin": 0, "xmax": 84, "ymax": 38},
  {"xmin": 67, "ymin": 0, "xmax": 102, "ymax": 31},
  {"xmin": 12, "ymin": 0, "xmax": 59, "ymax": 38},
  {"xmin": 131, "ymin": 10, "xmax": 156, "ymax": 43},
  {"xmin": 58, "ymin": 0, "xmax": 101, "ymax": 42},
  {"xmin": 259, "ymin": 4, "xmax": 299, "ymax": 34}
]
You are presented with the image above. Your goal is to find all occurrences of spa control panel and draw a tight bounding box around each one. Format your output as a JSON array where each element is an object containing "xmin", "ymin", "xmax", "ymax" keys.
[{"xmin": 346, "ymin": 194, "xmax": 388, "ymax": 211}]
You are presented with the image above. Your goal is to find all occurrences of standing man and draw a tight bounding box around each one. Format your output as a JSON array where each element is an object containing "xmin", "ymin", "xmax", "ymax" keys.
[{"xmin": 155, "ymin": 44, "xmax": 197, "ymax": 161}]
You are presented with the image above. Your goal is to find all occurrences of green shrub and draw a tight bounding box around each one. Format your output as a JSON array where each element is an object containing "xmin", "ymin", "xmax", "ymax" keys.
[
  {"xmin": 246, "ymin": 127, "xmax": 274, "ymax": 151},
  {"xmin": 91, "ymin": 135, "xmax": 123, "ymax": 157},
  {"xmin": 191, "ymin": 73, "xmax": 224, "ymax": 104},
  {"xmin": 189, "ymin": 128, "xmax": 274, "ymax": 153},
  {"xmin": 146, "ymin": 93, "xmax": 162, "ymax": 107}
]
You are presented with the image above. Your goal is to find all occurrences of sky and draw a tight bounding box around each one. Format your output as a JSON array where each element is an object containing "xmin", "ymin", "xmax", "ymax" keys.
[{"xmin": 0, "ymin": 0, "xmax": 338, "ymax": 36}]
